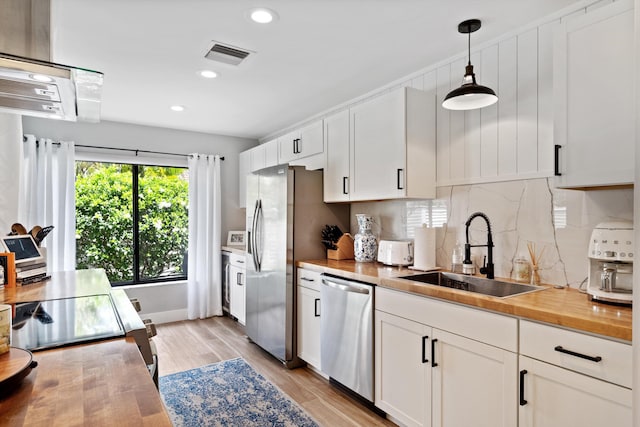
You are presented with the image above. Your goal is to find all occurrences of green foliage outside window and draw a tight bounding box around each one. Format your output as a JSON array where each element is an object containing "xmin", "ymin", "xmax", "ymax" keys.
[{"xmin": 75, "ymin": 162, "xmax": 189, "ymax": 284}]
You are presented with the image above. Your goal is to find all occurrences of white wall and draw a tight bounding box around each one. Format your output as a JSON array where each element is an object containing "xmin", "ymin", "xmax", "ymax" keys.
[{"xmin": 0, "ymin": 113, "xmax": 23, "ymax": 234}]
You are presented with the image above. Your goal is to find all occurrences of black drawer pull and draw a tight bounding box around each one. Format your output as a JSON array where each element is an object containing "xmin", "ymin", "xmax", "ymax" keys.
[
  {"xmin": 301, "ymin": 277, "xmax": 315, "ymax": 282},
  {"xmin": 554, "ymin": 345, "xmax": 602, "ymax": 362},
  {"xmin": 554, "ymin": 144, "xmax": 562, "ymax": 176},
  {"xmin": 342, "ymin": 176, "xmax": 348, "ymax": 194},
  {"xmin": 314, "ymin": 298, "xmax": 320, "ymax": 317},
  {"xmin": 519, "ymin": 370, "xmax": 528, "ymax": 406},
  {"xmin": 431, "ymin": 338, "xmax": 438, "ymax": 367},
  {"xmin": 421, "ymin": 335, "xmax": 429, "ymax": 363},
  {"xmin": 397, "ymin": 168, "xmax": 404, "ymax": 190}
]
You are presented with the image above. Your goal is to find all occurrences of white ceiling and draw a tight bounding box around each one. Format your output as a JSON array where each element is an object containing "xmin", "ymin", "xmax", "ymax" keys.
[{"xmin": 51, "ymin": 0, "xmax": 582, "ymax": 140}]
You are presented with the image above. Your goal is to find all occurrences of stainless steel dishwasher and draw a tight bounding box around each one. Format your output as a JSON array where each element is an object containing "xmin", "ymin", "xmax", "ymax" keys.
[{"xmin": 320, "ymin": 274, "xmax": 373, "ymax": 402}]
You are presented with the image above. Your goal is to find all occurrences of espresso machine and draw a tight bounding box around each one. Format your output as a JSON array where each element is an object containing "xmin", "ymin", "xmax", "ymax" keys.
[{"xmin": 586, "ymin": 221, "xmax": 633, "ymax": 305}]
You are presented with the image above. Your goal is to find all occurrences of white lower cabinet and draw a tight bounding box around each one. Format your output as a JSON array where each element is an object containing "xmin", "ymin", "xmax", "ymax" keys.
[
  {"xmin": 375, "ymin": 287, "xmax": 517, "ymax": 427},
  {"xmin": 296, "ymin": 268, "xmax": 322, "ymax": 370},
  {"xmin": 518, "ymin": 320, "xmax": 632, "ymax": 427},
  {"xmin": 375, "ymin": 311, "xmax": 430, "ymax": 427},
  {"xmin": 518, "ymin": 356, "xmax": 631, "ymax": 427},
  {"xmin": 229, "ymin": 253, "xmax": 246, "ymax": 324}
]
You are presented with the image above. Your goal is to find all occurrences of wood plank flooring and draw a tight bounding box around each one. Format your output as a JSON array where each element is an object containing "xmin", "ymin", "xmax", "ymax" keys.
[{"xmin": 154, "ymin": 316, "xmax": 396, "ymax": 427}]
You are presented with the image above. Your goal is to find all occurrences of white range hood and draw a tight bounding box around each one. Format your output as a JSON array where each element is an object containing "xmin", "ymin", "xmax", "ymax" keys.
[{"xmin": 0, "ymin": 52, "xmax": 103, "ymax": 123}]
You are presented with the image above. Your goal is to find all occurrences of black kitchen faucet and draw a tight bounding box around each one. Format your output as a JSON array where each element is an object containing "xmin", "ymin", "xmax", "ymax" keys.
[{"xmin": 464, "ymin": 212, "xmax": 495, "ymax": 279}]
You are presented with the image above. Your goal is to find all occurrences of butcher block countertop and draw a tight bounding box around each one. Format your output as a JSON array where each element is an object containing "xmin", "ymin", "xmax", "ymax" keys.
[
  {"xmin": 0, "ymin": 338, "xmax": 171, "ymax": 426},
  {"xmin": 298, "ymin": 259, "xmax": 632, "ymax": 342},
  {"xmin": 0, "ymin": 270, "xmax": 171, "ymax": 426}
]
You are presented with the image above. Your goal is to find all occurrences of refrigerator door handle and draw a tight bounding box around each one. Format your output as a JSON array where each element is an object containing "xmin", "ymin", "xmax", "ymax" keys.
[
  {"xmin": 255, "ymin": 199, "xmax": 263, "ymax": 271},
  {"xmin": 250, "ymin": 199, "xmax": 260, "ymax": 269}
]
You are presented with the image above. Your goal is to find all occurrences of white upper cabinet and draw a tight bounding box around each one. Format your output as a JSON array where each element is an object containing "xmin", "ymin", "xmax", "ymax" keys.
[
  {"xmin": 323, "ymin": 110, "xmax": 351, "ymax": 202},
  {"xmin": 249, "ymin": 143, "xmax": 266, "ymax": 172},
  {"xmin": 348, "ymin": 86, "xmax": 436, "ymax": 201},
  {"xmin": 238, "ymin": 151, "xmax": 250, "ymax": 208},
  {"xmin": 553, "ymin": 0, "xmax": 634, "ymax": 188},
  {"xmin": 263, "ymin": 139, "xmax": 279, "ymax": 169},
  {"xmin": 278, "ymin": 120, "xmax": 324, "ymax": 164}
]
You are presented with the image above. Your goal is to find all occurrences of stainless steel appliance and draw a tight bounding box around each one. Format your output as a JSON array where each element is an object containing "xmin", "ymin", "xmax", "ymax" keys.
[
  {"xmin": 320, "ymin": 274, "xmax": 374, "ymax": 402},
  {"xmin": 245, "ymin": 166, "xmax": 349, "ymax": 367},
  {"xmin": 586, "ymin": 221, "xmax": 633, "ymax": 305}
]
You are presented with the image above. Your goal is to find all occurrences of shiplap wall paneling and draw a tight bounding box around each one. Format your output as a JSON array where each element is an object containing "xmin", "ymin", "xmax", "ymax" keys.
[
  {"xmin": 537, "ymin": 19, "xmax": 559, "ymax": 174},
  {"xmin": 480, "ymin": 44, "xmax": 499, "ymax": 179},
  {"xmin": 464, "ymin": 52, "xmax": 482, "ymax": 181},
  {"xmin": 449, "ymin": 57, "xmax": 467, "ymax": 182},
  {"xmin": 436, "ymin": 64, "xmax": 451, "ymax": 184},
  {"xmin": 497, "ymin": 37, "xmax": 518, "ymax": 177},
  {"xmin": 516, "ymin": 28, "xmax": 539, "ymax": 175}
]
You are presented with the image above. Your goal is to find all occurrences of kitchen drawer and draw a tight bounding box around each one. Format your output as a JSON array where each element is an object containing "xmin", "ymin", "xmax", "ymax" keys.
[
  {"xmin": 376, "ymin": 286, "xmax": 517, "ymax": 352},
  {"xmin": 297, "ymin": 268, "xmax": 322, "ymax": 292},
  {"xmin": 230, "ymin": 253, "xmax": 246, "ymax": 269},
  {"xmin": 520, "ymin": 320, "xmax": 631, "ymax": 388}
]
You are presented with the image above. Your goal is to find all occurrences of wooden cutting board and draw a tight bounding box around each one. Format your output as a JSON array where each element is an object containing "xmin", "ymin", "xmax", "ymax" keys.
[{"xmin": 0, "ymin": 347, "xmax": 36, "ymax": 392}]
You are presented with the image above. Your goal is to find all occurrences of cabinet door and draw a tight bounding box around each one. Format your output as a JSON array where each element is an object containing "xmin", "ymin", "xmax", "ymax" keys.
[
  {"xmin": 264, "ymin": 139, "xmax": 279, "ymax": 168},
  {"xmin": 278, "ymin": 130, "xmax": 299, "ymax": 164},
  {"xmin": 324, "ymin": 110, "xmax": 351, "ymax": 202},
  {"xmin": 250, "ymin": 144, "xmax": 266, "ymax": 172},
  {"xmin": 431, "ymin": 329, "xmax": 517, "ymax": 427},
  {"xmin": 298, "ymin": 120, "xmax": 323, "ymax": 159},
  {"xmin": 297, "ymin": 285, "xmax": 321, "ymax": 370},
  {"xmin": 238, "ymin": 151, "xmax": 250, "ymax": 208},
  {"xmin": 519, "ymin": 356, "xmax": 632, "ymax": 427},
  {"xmin": 350, "ymin": 89, "xmax": 406, "ymax": 201},
  {"xmin": 229, "ymin": 264, "xmax": 245, "ymax": 324},
  {"xmin": 554, "ymin": 0, "xmax": 634, "ymax": 188},
  {"xmin": 375, "ymin": 310, "xmax": 431, "ymax": 427}
]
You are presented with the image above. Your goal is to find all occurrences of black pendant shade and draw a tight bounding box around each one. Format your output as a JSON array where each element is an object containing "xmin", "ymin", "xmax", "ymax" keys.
[{"xmin": 442, "ymin": 19, "xmax": 498, "ymax": 111}]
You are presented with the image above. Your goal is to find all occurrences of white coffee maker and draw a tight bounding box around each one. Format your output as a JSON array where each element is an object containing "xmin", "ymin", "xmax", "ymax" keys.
[{"xmin": 586, "ymin": 221, "xmax": 633, "ymax": 306}]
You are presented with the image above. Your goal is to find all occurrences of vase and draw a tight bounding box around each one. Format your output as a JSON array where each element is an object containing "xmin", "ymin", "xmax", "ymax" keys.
[{"xmin": 354, "ymin": 214, "xmax": 377, "ymax": 262}]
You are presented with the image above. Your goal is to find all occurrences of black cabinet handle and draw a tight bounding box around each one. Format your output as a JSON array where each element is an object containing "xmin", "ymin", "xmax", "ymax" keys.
[
  {"xmin": 342, "ymin": 177, "xmax": 348, "ymax": 194},
  {"xmin": 554, "ymin": 144, "xmax": 562, "ymax": 176},
  {"xmin": 314, "ymin": 298, "xmax": 320, "ymax": 317},
  {"xmin": 421, "ymin": 335, "xmax": 429, "ymax": 363},
  {"xmin": 519, "ymin": 370, "xmax": 528, "ymax": 406},
  {"xmin": 554, "ymin": 345, "xmax": 602, "ymax": 362},
  {"xmin": 301, "ymin": 277, "xmax": 315, "ymax": 282},
  {"xmin": 397, "ymin": 168, "xmax": 404, "ymax": 190},
  {"xmin": 431, "ymin": 338, "xmax": 438, "ymax": 367},
  {"xmin": 293, "ymin": 138, "xmax": 301, "ymax": 154},
  {"xmin": 237, "ymin": 272, "xmax": 243, "ymax": 286}
]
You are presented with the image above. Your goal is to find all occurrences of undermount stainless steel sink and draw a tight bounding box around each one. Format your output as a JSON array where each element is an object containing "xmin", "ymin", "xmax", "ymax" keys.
[{"xmin": 399, "ymin": 271, "xmax": 545, "ymax": 298}]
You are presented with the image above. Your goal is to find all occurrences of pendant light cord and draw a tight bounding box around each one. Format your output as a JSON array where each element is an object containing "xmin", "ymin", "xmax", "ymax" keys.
[{"xmin": 467, "ymin": 24, "xmax": 472, "ymax": 66}]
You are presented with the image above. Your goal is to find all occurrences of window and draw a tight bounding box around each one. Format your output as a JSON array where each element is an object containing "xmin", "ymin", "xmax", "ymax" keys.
[{"xmin": 75, "ymin": 162, "xmax": 189, "ymax": 285}]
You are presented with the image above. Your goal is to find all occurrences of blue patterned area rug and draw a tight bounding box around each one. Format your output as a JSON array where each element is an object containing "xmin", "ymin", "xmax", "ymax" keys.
[{"xmin": 159, "ymin": 357, "xmax": 319, "ymax": 427}]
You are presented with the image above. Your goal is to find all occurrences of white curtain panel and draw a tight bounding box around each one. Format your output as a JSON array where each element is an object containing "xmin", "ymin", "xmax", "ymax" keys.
[
  {"xmin": 187, "ymin": 154, "xmax": 222, "ymax": 319},
  {"xmin": 19, "ymin": 135, "xmax": 76, "ymax": 272}
]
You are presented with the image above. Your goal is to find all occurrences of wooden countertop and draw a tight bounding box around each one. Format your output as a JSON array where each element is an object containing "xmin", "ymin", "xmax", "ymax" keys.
[
  {"xmin": 299, "ymin": 259, "xmax": 632, "ymax": 342},
  {"xmin": 0, "ymin": 337, "xmax": 171, "ymax": 426}
]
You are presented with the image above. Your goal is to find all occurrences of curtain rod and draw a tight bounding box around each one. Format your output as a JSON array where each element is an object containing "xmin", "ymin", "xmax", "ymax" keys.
[{"xmin": 23, "ymin": 136, "xmax": 225, "ymax": 161}]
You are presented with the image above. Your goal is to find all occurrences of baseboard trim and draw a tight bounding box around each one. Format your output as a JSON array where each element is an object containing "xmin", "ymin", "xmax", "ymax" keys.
[{"xmin": 140, "ymin": 308, "xmax": 188, "ymax": 324}]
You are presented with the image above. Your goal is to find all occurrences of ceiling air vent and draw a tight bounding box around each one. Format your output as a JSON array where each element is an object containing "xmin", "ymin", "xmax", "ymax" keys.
[{"xmin": 205, "ymin": 42, "xmax": 251, "ymax": 66}]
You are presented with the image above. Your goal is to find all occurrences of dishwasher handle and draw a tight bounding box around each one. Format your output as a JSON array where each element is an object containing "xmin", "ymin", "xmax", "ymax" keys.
[{"xmin": 321, "ymin": 276, "xmax": 371, "ymax": 295}]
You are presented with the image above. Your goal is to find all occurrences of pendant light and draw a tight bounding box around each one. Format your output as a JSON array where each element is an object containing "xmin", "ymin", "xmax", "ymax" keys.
[{"xmin": 442, "ymin": 19, "xmax": 498, "ymax": 111}]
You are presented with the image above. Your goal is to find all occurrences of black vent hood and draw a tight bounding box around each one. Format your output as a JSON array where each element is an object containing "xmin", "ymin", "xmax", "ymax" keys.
[{"xmin": 0, "ymin": 52, "xmax": 103, "ymax": 122}]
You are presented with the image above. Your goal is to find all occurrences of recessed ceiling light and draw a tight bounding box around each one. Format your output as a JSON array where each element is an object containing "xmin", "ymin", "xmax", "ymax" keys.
[
  {"xmin": 199, "ymin": 70, "xmax": 218, "ymax": 79},
  {"xmin": 249, "ymin": 8, "xmax": 278, "ymax": 24},
  {"xmin": 170, "ymin": 105, "xmax": 185, "ymax": 112},
  {"xmin": 30, "ymin": 74, "xmax": 53, "ymax": 83}
]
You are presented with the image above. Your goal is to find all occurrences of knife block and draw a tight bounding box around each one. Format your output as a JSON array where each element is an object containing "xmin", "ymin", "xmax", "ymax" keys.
[{"xmin": 327, "ymin": 233, "xmax": 355, "ymax": 260}]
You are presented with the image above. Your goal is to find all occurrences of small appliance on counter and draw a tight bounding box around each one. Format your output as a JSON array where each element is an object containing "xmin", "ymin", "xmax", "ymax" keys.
[
  {"xmin": 586, "ymin": 221, "xmax": 633, "ymax": 305},
  {"xmin": 377, "ymin": 240, "xmax": 414, "ymax": 266}
]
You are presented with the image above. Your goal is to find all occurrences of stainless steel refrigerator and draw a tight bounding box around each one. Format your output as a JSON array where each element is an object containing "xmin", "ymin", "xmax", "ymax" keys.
[{"xmin": 245, "ymin": 165, "xmax": 349, "ymax": 367}]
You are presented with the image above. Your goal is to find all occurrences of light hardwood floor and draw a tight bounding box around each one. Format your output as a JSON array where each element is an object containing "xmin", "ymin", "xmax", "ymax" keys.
[{"xmin": 154, "ymin": 316, "xmax": 396, "ymax": 427}]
